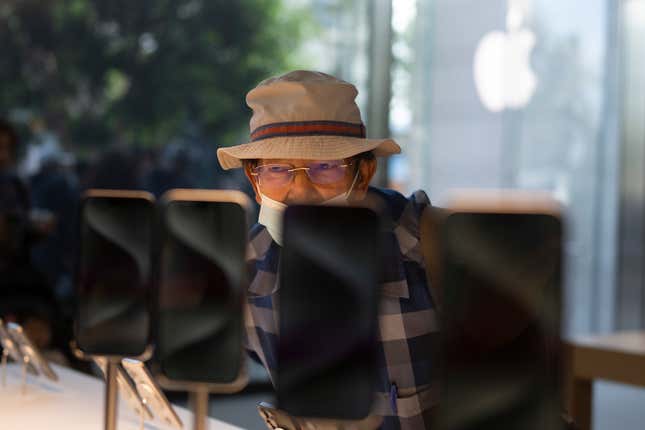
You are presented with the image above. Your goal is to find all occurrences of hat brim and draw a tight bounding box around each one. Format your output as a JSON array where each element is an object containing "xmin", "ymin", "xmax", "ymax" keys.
[{"xmin": 217, "ymin": 135, "xmax": 401, "ymax": 170}]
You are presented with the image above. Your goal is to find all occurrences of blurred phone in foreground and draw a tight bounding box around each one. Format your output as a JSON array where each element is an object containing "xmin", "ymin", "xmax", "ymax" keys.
[
  {"xmin": 433, "ymin": 191, "xmax": 564, "ymax": 430},
  {"xmin": 153, "ymin": 189, "xmax": 249, "ymax": 392},
  {"xmin": 74, "ymin": 190, "xmax": 155, "ymax": 357},
  {"xmin": 277, "ymin": 205, "xmax": 381, "ymax": 421}
]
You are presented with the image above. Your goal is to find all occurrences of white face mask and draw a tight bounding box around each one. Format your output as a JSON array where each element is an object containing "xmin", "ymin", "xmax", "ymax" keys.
[
  {"xmin": 321, "ymin": 169, "xmax": 360, "ymax": 206},
  {"xmin": 258, "ymin": 192, "xmax": 288, "ymax": 246},
  {"xmin": 257, "ymin": 170, "xmax": 361, "ymax": 245}
]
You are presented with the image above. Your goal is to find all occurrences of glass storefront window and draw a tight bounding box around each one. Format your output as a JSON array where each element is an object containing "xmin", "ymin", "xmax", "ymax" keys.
[{"xmin": 404, "ymin": 0, "xmax": 615, "ymax": 335}]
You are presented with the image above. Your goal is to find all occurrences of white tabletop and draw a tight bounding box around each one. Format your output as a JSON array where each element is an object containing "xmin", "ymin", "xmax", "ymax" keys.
[{"xmin": 0, "ymin": 363, "xmax": 243, "ymax": 430}]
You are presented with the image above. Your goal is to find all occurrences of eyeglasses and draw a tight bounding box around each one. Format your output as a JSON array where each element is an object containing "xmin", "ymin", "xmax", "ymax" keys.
[{"xmin": 250, "ymin": 160, "xmax": 353, "ymax": 190}]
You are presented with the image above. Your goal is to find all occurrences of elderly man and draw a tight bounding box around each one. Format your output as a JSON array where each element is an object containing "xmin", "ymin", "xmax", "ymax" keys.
[{"xmin": 217, "ymin": 70, "xmax": 439, "ymax": 430}]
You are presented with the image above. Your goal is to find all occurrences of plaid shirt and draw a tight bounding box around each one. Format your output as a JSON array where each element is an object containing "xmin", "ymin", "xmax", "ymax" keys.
[{"xmin": 245, "ymin": 187, "xmax": 440, "ymax": 429}]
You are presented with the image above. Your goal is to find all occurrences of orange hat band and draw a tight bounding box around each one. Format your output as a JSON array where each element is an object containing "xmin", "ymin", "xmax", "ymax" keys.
[{"xmin": 250, "ymin": 120, "xmax": 366, "ymax": 142}]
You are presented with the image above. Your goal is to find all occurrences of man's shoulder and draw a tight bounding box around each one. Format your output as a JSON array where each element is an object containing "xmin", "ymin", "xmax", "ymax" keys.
[{"xmin": 367, "ymin": 186, "xmax": 431, "ymax": 224}]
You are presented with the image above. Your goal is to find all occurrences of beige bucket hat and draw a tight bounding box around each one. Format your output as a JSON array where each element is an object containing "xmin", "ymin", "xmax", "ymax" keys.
[{"xmin": 216, "ymin": 70, "xmax": 401, "ymax": 170}]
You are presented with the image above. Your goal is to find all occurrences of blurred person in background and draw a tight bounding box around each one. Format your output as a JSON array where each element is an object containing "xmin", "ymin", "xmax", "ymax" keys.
[
  {"xmin": 142, "ymin": 143, "xmax": 196, "ymax": 198},
  {"xmin": 29, "ymin": 151, "xmax": 79, "ymax": 315},
  {"xmin": 217, "ymin": 71, "xmax": 439, "ymax": 430},
  {"xmin": 83, "ymin": 147, "xmax": 141, "ymax": 190},
  {"xmin": 0, "ymin": 119, "xmax": 64, "ymax": 360}
]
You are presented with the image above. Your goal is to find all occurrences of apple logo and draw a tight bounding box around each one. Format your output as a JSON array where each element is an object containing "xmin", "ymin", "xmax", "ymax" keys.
[{"xmin": 473, "ymin": 1, "xmax": 537, "ymax": 112}]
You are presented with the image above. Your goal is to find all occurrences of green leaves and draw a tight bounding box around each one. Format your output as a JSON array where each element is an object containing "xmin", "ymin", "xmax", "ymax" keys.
[{"xmin": 1, "ymin": 0, "xmax": 307, "ymax": 148}]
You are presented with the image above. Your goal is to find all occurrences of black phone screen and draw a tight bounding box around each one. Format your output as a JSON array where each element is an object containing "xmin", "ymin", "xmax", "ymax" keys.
[
  {"xmin": 75, "ymin": 194, "xmax": 154, "ymax": 356},
  {"xmin": 437, "ymin": 212, "xmax": 563, "ymax": 430},
  {"xmin": 156, "ymin": 199, "xmax": 247, "ymax": 384},
  {"xmin": 277, "ymin": 205, "xmax": 381, "ymax": 420}
]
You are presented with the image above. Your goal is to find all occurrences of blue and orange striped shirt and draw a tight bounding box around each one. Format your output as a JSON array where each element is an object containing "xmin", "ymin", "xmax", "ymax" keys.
[{"xmin": 244, "ymin": 187, "xmax": 439, "ymax": 429}]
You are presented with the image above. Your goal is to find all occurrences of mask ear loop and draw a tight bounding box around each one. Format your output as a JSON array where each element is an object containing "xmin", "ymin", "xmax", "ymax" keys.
[
  {"xmin": 247, "ymin": 161, "xmax": 264, "ymax": 200},
  {"xmin": 346, "ymin": 159, "xmax": 362, "ymax": 199}
]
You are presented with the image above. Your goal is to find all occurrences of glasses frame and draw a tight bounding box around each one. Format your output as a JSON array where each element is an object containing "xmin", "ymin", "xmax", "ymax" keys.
[{"xmin": 249, "ymin": 161, "xmax": 354, "ymax": 188}]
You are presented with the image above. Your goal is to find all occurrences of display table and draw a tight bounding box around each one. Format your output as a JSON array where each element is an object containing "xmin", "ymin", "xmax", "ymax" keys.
[
  {"xmin": 565, "ymin": 331, "xmax": 645, "ymax": 430},
  {"xmin": 0, "ymin": 363, "xmax": 242, "ymax": 430}
]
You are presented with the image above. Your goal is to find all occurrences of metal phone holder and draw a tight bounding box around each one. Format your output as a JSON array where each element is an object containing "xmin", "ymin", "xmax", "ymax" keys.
[
  {"xmin": 1, "ymin": 319, "xmax": 38, "ymax": 390},
  {"xmin": 189, "ymin": 388, "xmax": 209, "ymax": 430},
  {"xmin": 3, "ymin": 323, "xmax": 49, "ymax": 394},
  {"xmin": 20, "ymin": 354, "xmax": 31, "ymax": 394},
  {"xmin": 154, "ymin": 365, "xmax": 249, "ymax": 430},
  {"xmin": 0, "ymin": 343, "xmax": 34, "ymax": 394},
  {"xmin": 71, "ymin": 340, "xmax": 153, "ymax": 430},
  {"xmin": 1, "ymin": 348, "xmax": 8, "ymax": 387},
  {"xmin": 104, "ymin": 358, "xmax": 120, "ymax": 430},
  {"xmin": 155, "ymin": 189, "xmax": 252, "ymax": 430}
]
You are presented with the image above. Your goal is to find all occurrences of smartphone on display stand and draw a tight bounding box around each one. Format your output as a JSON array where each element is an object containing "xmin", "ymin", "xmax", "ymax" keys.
[
  {"xmin": 74, "ymin": 190, "xmax": 155, "ymax": 359},
  {"xmin": 277, "ymin": 204, "xmax": 381, "ymax": 420},
  {"xmin": 153, "ymin": 189, "xmax": 250, "ymax": 392},
  {"xmin": 435, "ymin": 191, "xmax": 564, "ymax": 430}
]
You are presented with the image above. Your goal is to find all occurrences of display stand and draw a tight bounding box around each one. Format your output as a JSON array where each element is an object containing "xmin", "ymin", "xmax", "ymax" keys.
[
  {"xmin": 154, "ymin": 365, "xmax": 249, "ymax": 430},
  {"xmin": 154, "ymin": 190, "xmax": 252, "ymax": 430},
  {"xmin": 2, "ymin": 348, "xmax": 8, "ymax": 386},
  {"xmin": 189, "ymin": 388, "xmax": 210, "ymax": 430},
  {"xmin": 139, "ymin": 398, "xmax": 147, "ymax": 430},
  {"xmin": 20, "ymin": 354, "xmax": 30, "ymax": 395},
  {"xmin": 104, "ymin": 358, "xmax": 120, "ymax": 430},
  {"xmin": 1, "ymin": 362, "xmax": 242, "ymax": 430},
  {"xmin": 72, "ymin": 341, "xmax": 154, "ymax": 430}
]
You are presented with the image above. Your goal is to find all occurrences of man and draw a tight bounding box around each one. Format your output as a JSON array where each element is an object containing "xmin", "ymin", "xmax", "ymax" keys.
[{"xmin": 217, "ymin": 71, "xmax": 439, "ymax": 429}]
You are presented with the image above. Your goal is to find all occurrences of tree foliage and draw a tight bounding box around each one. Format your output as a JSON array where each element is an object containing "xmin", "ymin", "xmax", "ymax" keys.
[{"xmin": 0, "ymin": 0, "xmax": 304, "ymax": 148}]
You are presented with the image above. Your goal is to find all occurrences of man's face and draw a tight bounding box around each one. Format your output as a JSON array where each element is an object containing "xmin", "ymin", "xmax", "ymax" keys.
[
  {"xmin": 244, "ymin": 157, "xmax": 377, "ymax": 205},
  {"xmin": 0, "ymin": 134, "xmax": 15, "ymax": 170}
]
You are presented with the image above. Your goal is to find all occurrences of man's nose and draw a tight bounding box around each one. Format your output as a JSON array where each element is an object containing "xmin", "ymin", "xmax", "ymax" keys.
[{"xmin": 286, "ymin": 169, "xmax": 321, "ymax": 204}]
